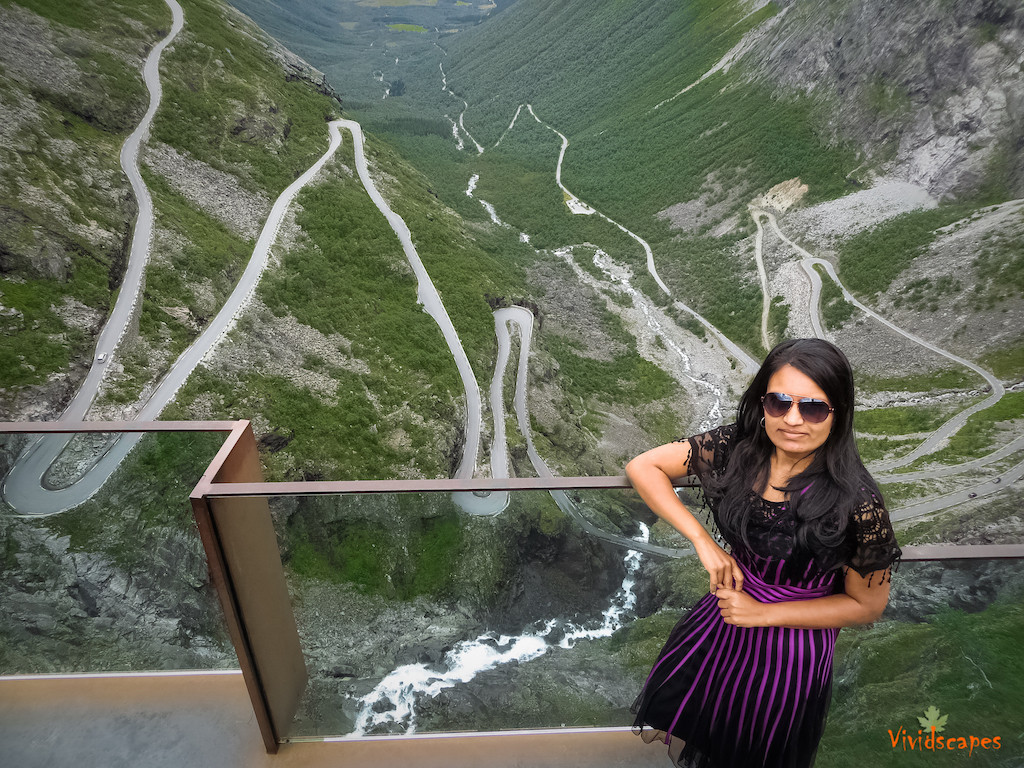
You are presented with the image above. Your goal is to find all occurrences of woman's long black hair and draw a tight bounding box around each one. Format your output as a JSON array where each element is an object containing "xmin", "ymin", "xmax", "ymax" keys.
[{"xmin": 704, "ymin": 338, "xmax": 880, "ymax": 571}]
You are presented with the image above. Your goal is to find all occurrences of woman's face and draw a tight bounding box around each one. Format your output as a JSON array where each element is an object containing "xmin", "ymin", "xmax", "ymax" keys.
[{"xmin": 763, "ymin": 364, "xmax": 834, "ymax": 461}]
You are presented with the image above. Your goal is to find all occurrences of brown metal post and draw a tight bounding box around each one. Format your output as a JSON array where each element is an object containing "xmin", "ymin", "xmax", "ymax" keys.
[{"xmin": 190, "ymin": 421, "xmax": 306, "ymax": 753}]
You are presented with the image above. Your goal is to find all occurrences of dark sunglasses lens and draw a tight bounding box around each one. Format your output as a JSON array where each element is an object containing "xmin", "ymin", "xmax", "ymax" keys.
[
  {"xmin": 799, "ymin": 400, "xmax": 831, "ymax": 423},
  {"xmin": 763, "ymin": 394, "xmax": 832, "ymax": 422},
  {"xmin": 763, "ymin": 393, "xmax": 790, "ymax": 417}
]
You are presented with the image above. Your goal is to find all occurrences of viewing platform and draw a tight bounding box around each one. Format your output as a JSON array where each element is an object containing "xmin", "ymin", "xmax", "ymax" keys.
[
  {"xmin": 2, "ymin": 421, "xmax": 1021, "ymax": 765},
  {"xmin": 1, "ymin": 671, "xmax": 664, "ymax": 768}
]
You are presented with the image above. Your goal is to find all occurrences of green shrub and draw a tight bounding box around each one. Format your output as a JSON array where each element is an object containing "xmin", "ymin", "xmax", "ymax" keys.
[
  {"xmin": 544, "ymin": 335, "xmax": 678, "ymax": 404},
  {"xmin": 815, "ymin": 264, "xmax": 855, "ymax": 328},
  {"xmin": 838, "ymin": 206, "xmax": 972, "ymax": 298},
  {"xmin": 854, "ymin": 404, "xmax": 962, "ymax": 436}
]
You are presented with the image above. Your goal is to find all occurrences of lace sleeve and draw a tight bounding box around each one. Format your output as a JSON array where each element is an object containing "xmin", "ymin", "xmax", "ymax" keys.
[
  {"xmin": 682, "ymin": 423, "xmax": 736, "ymax": 483},
  {"xmin": 844, "ymin": 491, "xmax": 902, "ymax": 585}
]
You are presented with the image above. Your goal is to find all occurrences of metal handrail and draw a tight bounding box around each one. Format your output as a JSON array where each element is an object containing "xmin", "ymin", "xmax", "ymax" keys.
[
  {"xmin": 198, "ymin": 478, "xmax": 1024, "ymax": 562},
  {"xmin": 199, "ymin": 475, "xmax": 699, "ymax": 497},
  {"xmin": 0, "ymin": 420, "xmax": 237, "ymax": 433},
  {"xmin": 2, "ymin": 421, "xmax": 1021, "ymax": 564}
]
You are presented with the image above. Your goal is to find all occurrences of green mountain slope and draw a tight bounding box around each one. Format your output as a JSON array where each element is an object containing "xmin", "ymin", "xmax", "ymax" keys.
[
  {"xmin": 2, "ymin": 1, "xmax": 1022, "ymax": 751},
  {"xmin": 0, "ymin": 0, "xmax": 495, "ymax": 481},
  {"xmin": 0, "ymin": 0, "xmax": 162, "ymax": 410},
  {"xmin": 356, "ymin": 0, "xmax": 857, "ymax": 352},
  {"xmin": 226, "ymin": 0, "xmax": 517, "ymax": 108},
  {"xmin": 1, "ymin": 0, "xmax": 613, "ymax": 680},
  {"xmin": 219, "ymin": 0, "xmax": 1024, "ymax": 485}
]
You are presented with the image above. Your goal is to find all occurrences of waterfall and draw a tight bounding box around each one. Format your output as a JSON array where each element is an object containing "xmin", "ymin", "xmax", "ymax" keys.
[{"xmin": 350, "ymin": 521, "xmax": 651, "ymax": 735}]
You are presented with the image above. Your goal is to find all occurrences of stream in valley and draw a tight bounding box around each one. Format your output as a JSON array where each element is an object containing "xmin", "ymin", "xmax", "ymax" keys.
[{"xmin": 350, "ymin": 522, "xmax": 649, "ymax": 735}]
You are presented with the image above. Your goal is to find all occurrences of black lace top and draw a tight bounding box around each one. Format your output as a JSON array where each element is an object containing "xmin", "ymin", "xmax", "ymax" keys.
[{"xmin": 683, "ymin": 424, "xmax": 901, "ymax": 585}]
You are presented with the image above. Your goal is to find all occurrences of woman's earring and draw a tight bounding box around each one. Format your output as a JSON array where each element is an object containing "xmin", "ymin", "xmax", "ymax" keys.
[{"xmin": 759, "ymin": 416, "xmax": 766, "ymax": 429}]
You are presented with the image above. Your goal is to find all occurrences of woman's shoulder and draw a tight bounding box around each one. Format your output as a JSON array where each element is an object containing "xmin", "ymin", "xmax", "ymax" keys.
[
  {"xmin": 683, "ymin": 422, "xmax": 737, "ymax": 447},
  {"xmin": 684, "ymin": 423, "xmax": 738, "ymax": 476},
  {"xmin": 843, "ymin": 480, "xmax": 901, "ymax": 578}
]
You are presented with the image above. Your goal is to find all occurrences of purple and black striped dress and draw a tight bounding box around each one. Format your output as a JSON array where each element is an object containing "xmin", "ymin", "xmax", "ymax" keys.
[{"xmin": 632, "ymin": 425, "xmax": 900, "ymax": 768}]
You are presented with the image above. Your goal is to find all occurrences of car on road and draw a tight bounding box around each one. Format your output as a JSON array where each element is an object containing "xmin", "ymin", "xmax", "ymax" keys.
[
  {"xmin": 968, "ymin": 492, "xmax": 977, "ymax": 498},
  {"xmin": 96, "ymin": 353, "xmax": 107, "ymax": 363}
]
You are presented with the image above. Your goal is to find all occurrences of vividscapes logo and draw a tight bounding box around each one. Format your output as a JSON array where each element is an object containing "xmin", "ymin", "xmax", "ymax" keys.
[{"xmin": 889, "ymin": 707, "xmax": 1001, "ymax": 757}]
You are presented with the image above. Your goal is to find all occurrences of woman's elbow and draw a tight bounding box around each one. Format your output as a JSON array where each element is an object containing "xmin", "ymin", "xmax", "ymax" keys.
[
  {"xmin": 844, "ymin": 569, "xmax": 892, "ymax": 626},
  {"xmin": 850, "ymin": 597, "xmax": 888, "ymax": 626},
  {"xmin": 626, "ymin": 444, "xmax": 687, "ymax": 487},
  {"xmin": 866, "ymin": 601, "xmax": 888, "ymax": 624},
  {"xmin": 625, "ymin": 452, "xmax": 657, "ymax": 485}
]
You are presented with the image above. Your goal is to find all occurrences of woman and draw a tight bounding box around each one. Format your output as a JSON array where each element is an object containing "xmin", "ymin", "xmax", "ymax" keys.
[{"xmin": 626, "ymin": 338, "xmax": 900, "ymax": 768}]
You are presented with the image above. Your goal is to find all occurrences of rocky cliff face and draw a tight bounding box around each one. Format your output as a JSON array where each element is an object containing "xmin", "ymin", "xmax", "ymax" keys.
[
  {"xmin": 0, "ymin": 509, "xmax": 232, "ymax": 672},
  {"xmin": 753, "ymin": 0, "xmax": 1024, "ymax": 199},
  {"xmin": 221, "ymin": 1, "xmax": 342, "ymax": 104}
]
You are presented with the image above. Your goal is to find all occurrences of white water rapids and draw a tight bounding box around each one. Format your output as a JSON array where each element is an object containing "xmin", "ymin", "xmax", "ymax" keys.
[
  {"xmin": 552, "ymin": 246, "xmax": 724, "ymax": 432},
  {"xmin": 441, "ymin": 63, "xmax": 483, "ymax": 153},
  {"xmin": 350, "ymin": 522, "xmax": 650, "ymax": 736},
  {"xmin": 464, "ymin": 173, "xmax": 504, "ymax": 226},
  {"xmin": 589, "ymin": 249, "xmax": 723, "ymax": 430}
]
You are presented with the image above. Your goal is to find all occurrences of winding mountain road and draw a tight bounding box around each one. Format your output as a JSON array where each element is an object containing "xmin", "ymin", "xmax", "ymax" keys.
[
  {"xmin": 4, "ymin": 118, "xmax": 342, "ymax": 513},
  {"xmin": 479, "ymin": 307, "xmax": 689, "ymax": 556},
  {"xmin": 754, "ymin": 208, "xmax": 1006, "ymax": 472},
  {"xmin": 463, "ymin": 76, "xmax": 1020, "ymax": 529},
  {"xmin": 6, "ymin": 10, "xmax": 1018, "ymax": 538},
  {"xmin": 742, "ymin": 204, "xmax": 1024, "ymax": 521},
  {"xmin": 890, "ymin": 455, "xmax": 1024, "ymax": 521},
  {"xmin": 4, "ymin": 116, "xmax": 488, "ymax": 514},
  {"xmin": 3, "ymin": 8, "xmax": 490, "ymax": 515},
  {"xmin": 3, "ymin": 0, "xmax": 186, "ymax": 515},
  {"xmin": 749, "ymin": 207, "xmax": 772, "ymax": 350},
  {"xmin": 337, "ymin": 120, "xmax": 482, "ymax": 480},
  {"xmin": 646, "ymin": 32, "xmax": 1016, "ymax": 496},
  {"xmin": 523, "ymin": 105, "xmax": 759, "ymax": 377},
  {"xmin": 441, "ymin": 60, "xmax": 1019, "ymax": 535}
]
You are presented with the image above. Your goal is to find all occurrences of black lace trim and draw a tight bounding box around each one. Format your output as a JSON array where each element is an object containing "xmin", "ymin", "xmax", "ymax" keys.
[
  {"xmin": 842, "ymin": 490, "xmax": 902, "ymax": 585},
  {"xmin": 673, "ymin": 430, "xmax": 725, "ymax": 544}
]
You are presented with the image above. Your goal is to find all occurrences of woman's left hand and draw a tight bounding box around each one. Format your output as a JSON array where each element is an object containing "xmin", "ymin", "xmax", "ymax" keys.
[{"xmin": 715, "ymin": 588, "xmax": 769, "ymax": 627}]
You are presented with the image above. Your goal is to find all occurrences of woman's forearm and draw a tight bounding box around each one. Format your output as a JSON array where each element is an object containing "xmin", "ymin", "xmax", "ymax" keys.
[
  {"xmin": 625, "ymin": 458, "xmax": 712, "ymax": 545},
  {"xmin": 760, "ymin": 593, "xmax": 883, "ymax": 629},
  {"xmin": 717, "ymin": 566, "xmax": 891, "ymax": 629},
  {"xmin": 627, "ymin": 444, "xmax": 744, "ymax": 591}
]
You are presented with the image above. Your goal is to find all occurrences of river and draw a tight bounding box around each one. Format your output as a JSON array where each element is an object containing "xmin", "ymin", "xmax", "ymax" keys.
[{"xmin": 351, "ymin": 522, "xmax": 650, "ymax": 736}]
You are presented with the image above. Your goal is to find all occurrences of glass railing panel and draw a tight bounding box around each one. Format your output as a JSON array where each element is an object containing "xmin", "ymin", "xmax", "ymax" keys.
[
  {"xmin": 264, "ymin": 486, "xmax": 1023, "ymax": 755},
  {"xmin": 823, "ymin": 557, "xmax": 1024, "ymax": 765},
  {"xmin": 269, "ymin": 487, "xmax": 690, "ymax": 739},
  {"xmin": 261, "ymin": 486, "xmax": 841, "ymax": 739},
  {"xmin": 0, "ymin": 430, "xmax": 236, "ymax": 674}
]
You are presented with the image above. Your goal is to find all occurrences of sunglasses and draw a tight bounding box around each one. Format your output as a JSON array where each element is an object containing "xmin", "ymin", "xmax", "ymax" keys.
[{"xmin": 761, "ymin": 392, "xmax": 835, "ymax": 424}]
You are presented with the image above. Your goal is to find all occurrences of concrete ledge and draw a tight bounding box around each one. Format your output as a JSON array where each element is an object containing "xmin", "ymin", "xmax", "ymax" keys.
[{"xmin": 1, "ymin": 672, "xmax": 667, "ymax": 768}]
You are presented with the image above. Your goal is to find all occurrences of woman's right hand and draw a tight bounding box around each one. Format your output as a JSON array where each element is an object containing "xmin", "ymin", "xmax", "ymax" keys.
[
  {"xmin": 626, "ymin": 442, "xmax": 743, "ymax": 592},
  {"xmin": 693, "ymin": 536, "xmax": 744, "ymax": 593}
]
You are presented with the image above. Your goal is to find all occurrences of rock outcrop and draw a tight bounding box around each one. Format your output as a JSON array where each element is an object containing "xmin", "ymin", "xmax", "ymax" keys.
[{"xmin": 751, "ymin": 0, "xmax": 1024, "ymax": 199}]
